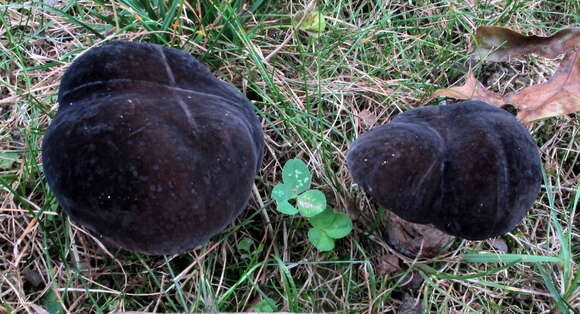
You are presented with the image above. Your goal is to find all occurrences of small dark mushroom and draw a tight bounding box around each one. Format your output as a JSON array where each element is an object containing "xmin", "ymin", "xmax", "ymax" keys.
[
  {"xmin": 347, "ymin": 101, "xmax": 541, "ymax": 241},
  {"xmin": 42, "ymin": 41, "xmax": 263, "ymax": 255}
]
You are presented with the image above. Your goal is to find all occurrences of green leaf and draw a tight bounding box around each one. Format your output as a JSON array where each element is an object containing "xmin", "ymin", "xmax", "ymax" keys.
[
  {"xmin": 308, "ymin": 228, "xmax": 334, "ymax": 251},
  {"xmin": 276, "ymin": 200, "xmax": 298, "ymax": 215},
  {"xmin": 296, "ymin": 189, "xmax": 326, "ymax": 217},
  {"xmin": 0, "ymin": 152, "xmax": 19, "ymax": 170},
  {"xmin": 309, "ymin": 206, "xmax": 336, "ymax": 229},
  {"xmin": 271, "ymin": 183, "xmax": 296, "ymax": 202},
  {"xmin": 42, "ymin": 289, "xmax": 63, "ymax": 314},
  {"xmin": 297, "ymin": 10, "xmax": 326, "ymax": 34},
  {"xmin": 324, "ymin": 212, "xmax": 352, "ymax": 239},
  {"xmin": 271, "ymin": 255, "xmax": 299, "ymax": 312},
  {"xmin": 237, "ymin": 238, "xmax": 253, "ymax": 253},
  {"xmin": 282, "ymin": 159, "xmax": 311, "ymax": 194},
  {"xmin": 254, "ymin": 299, "xmax": 277, "ymax": 312}
]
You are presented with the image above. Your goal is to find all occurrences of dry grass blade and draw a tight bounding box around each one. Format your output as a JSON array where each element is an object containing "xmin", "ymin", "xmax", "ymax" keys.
[{"xmin": 474, "ymin": 26, "xmax": 580, "ymax": 62}]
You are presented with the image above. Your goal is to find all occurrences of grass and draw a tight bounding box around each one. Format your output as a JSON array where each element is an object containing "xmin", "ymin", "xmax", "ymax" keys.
[{"xmin": 1, "ymin": 0, "xmax": 579, "ymax": 312}]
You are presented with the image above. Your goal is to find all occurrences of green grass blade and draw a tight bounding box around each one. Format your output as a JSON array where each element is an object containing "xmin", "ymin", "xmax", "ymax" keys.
[
  {"xmin": 461, "ymin": 253, "xmax": 562, "ymax": 264},
  {"xmin": 163, "ymin": 256, "xmax": 190, "ymax": 312},
  {"xmin": 272, "ymin": 255, "xmax": 299, "ymax": 312},
  {"xmin": 161, "ymin": 0, "xmax": 182, "ymax": 33},
  {"xmin": 217, "ymin": 262, "xmax": 261, "ymax": 309},
  {"xmin": 538, "ymin": 266, "xmax": 575, "ymax": 313},
  {"xmin": 0, "ymin": 3, "xmax": 105, "ymax": 39}
]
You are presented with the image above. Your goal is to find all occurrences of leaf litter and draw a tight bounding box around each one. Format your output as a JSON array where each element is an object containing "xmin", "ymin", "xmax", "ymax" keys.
[
  {"xmin": 431, "ymin": 27, "xmax": 580, "ymax": 123},
  {"xmin": 473, "ymin": 27, "xmax": 580, "ymax": 62}
]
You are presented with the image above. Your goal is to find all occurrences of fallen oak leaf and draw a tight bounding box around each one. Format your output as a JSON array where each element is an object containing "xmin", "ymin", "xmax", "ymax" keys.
[
  {"xmin": 507, "ymin": 49, "xmax": 580, "ymax": 122},
  {"xmin": 429, "ymin": 69, "xmax": 503, "ymax": 106},
  {"xmin": 430, "ymin": 49, "xmax": 580, "ymax": 123},
  {"xmin": 474, "ymin": 26, "xmax": 580, "ymax": 62}
]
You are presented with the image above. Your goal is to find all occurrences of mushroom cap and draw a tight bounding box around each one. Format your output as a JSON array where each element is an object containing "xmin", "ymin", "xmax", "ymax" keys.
[
  {"xmin": 42, "ymin": 41, "xmax": 264, "ymax": 255},
  {"xmin": 347, "ymin": 101, "xmax": 541, "ymax": 240}
]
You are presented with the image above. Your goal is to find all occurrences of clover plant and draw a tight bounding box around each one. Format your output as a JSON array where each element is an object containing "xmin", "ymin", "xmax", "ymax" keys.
[{"xmin": 271, "ymin": 159, "xmax": 352, "ymax": 251}]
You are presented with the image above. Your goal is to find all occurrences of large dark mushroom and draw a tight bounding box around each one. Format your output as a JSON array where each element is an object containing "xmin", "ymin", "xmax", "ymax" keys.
[
  {"xmin": 347, "ymin": 101, "xmax": 541, "ymax": 243},
  {"xmin": 42, "ymin": 41, "xmax": 263, "ymax": 255}
]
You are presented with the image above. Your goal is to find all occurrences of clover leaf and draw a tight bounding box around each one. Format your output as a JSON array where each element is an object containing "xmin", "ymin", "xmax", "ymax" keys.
[
  {"xmin": 324, "ymin": 212, "xmax": 352, "ymax": 239},
  {"xmin": 271, "ymin": 183, "xmax": 297, "ymax": 202},
  {"xmin": 296, "ymin": 189, "xmax": 326, "ymax": 217},
  {"xmin": 308, "ymin": 228, "xmax": 334, "ymax": 251},
  {"xmin": 309, "ymin": 206, "xmax": 336, "ymax": 229},
  {"xmin": 0, "ymin": 152, "xmax": 19, "ymax": 170},
  {"xmin": 296, "ymin": 10, "xmax": 326, "ymax": 35},
  {"xmin": 271, "ymin": 158, "xmax": 353, "ymax": 252},
  {"xmin": 282, "ymin": 159, "xmax": 311, "ymax": 194},
  {"xmin": 276, "ymin": 200, "xmax": 298, "ymax": 215}
]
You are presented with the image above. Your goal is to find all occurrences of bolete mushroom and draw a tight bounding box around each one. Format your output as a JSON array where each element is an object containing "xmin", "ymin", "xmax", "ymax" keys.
[
  {"xmin": 347, "ymin": 101, "xmax": 541, "ymax": 243},
  {"xmin": 42, "ymin": 41, "xmax": 264, "ymax": 255}
]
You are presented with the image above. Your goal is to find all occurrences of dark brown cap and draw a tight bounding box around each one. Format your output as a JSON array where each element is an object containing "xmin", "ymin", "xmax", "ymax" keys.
[
  {"xmin": 347, "ymin": 101, "xmax": 541, "ymax": 240},
  {"xmin": 42, "ymin": 41, "xmax": 263, "ymax": 255}
]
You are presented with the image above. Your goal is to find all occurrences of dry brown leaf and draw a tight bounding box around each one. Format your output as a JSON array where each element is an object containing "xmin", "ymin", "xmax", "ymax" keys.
[
  {"xmin": 474, "ymin": 26, "xmax": 580, "ymax": 62},
  {"xmin": 400, "ymin": 271, "xmax": 425, "ymax": 290},
  {"xmin": 399, "ymin": 295, "xmax": 424, "ymax": 314},
  {"xmin": 431, "ymin": 49, "xmax": 580, "ymax": 122},
  {"xmin": 22, "ymin": 266, "xmax": 43, "ymax": 287},
  {"xmin": 376, "ymin": 254, "xmax": 402, "ymax": 276},
  {"xmin": 383, "ymin": 210, "xmax": 454, "ymax": 258},
  {"xmin": 429, "ymin": 69, "xmax": 503, "ymax": 106},
  {"xmin": 508, "ymin": 50, "xmax": 580, "ymax": 122},
  {"xmin": 490, "ymin": 237, "xmax": 508, "ymax": 253},
  {"xmin": 358, "ymin": 109, "xmax": 378, "ymax": 128}
]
